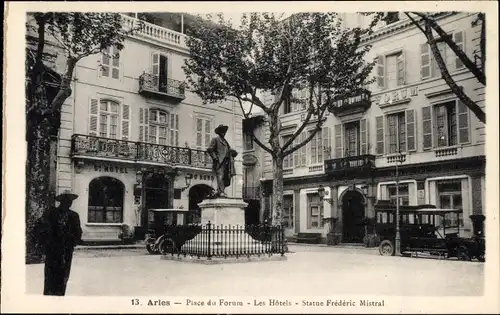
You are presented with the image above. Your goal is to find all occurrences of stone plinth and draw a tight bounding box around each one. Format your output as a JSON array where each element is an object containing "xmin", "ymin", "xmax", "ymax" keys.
[
  {"xmin": 199, "ymin": 198, "xmax": 247, "ymax": 226},
  {"xmin": 181, "ymin": 198, "xmax": 267, "ymax": 256}
]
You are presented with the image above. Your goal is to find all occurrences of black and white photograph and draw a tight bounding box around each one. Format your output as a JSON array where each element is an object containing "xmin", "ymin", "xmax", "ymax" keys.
[{"xmin": 2, "ymin": 1, "xmax": 499, "ymax": 314}]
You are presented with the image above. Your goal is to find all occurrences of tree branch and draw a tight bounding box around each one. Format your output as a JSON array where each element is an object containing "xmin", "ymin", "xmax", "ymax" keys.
[
  {"xmin": 235, "ymin": 97, "xmax": 274, "ymax": 156},
  {"xmin": 405, "ymin": 12, "xmax": 426, "ymax": 34},
  {"xmin": 424, "ymin": 22, "xmax": 486, "ymax": 124},
  {"xmin": 413, "ymin": 12, "xmax": 485, "ymax": 85}
]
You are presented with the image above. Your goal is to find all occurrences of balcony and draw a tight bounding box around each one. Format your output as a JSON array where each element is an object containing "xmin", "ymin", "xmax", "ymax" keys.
[
  {"xmin": 242, "ymin": 186, "xmax": 261, "ymax": 200},
  {"xmin": 324, "ymin": 154, "xmax": 376, "ymax": 178},
  {"xmin": 139, "ymin": 72, "xmax": 186, "ymax": 101},
  {"xmin": 71, "ymin": 134, "xmax": 211, "ymax": 169},
  {"xmin": 121, "ymin": 14, "xmax": 187, "ymax": 49},
  {"xmin": 328, "ymin": 90, "xmax": 371, "ymax": 117}
]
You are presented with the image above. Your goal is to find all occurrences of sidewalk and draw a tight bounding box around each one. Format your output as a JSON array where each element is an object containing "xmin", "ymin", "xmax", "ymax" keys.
[{"xmin": 75, "ymin": 241, "xmax": 376, "ymax": 251}]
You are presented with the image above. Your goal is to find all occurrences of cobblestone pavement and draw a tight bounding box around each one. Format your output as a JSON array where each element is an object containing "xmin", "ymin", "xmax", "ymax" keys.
[{"xmin": 26, "ymin": 245, "xmax": 484, "ymax": 296}]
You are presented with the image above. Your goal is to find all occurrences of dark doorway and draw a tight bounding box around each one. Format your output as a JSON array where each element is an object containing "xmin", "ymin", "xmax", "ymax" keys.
[
  {"xmin": 188, "ymin": 184, "xmax": 213, "ymax": 224},
  {"xmin": 144, "ymin": 174, "xmax": 169, "ymax": 229},
  {"xmin": 159, "ymin": 55, "xmax": 168, "ymax": 90},
  {"xmin": 342, "ymin": 190, "xmax": 365, "ymax": 243},
  {"xmin": 244, "ymin": 200, "xmax": 261, "ymax": 226}
]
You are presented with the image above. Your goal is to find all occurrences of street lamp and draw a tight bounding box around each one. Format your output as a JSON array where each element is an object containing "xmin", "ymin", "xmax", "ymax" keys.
[
  {"xmin": 181, "ymin": 173, "xmax": 193, "ymax": 191},
  {"xmin": 394, "ymin": 150, "xmax": 406, "ymax": 256}
]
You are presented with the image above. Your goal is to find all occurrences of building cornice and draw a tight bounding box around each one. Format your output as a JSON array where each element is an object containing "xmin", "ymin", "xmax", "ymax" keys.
[{"xmin": 360, "ymin": 12, "xmax": 457, "ymax": 45}]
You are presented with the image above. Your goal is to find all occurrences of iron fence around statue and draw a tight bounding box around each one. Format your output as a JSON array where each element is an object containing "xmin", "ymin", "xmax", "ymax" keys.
[{"xmin": 161, "ymin": 223, "xmax": 286, "ymax": 260}]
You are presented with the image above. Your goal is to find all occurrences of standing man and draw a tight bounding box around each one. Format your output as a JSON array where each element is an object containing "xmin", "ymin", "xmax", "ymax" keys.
[
  {"xmin": 206, "ymin": 124, "xmax": 238, "ymax": 197},
  {"xmin": 38, "ymin": 189, "xmax": 82, "ymax": 296}
]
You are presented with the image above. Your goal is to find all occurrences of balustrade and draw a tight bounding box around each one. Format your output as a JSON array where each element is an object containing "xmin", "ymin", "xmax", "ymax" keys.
[{"xmin": 71, "ymin": 134, "xmax": 211, "ymax": 169}]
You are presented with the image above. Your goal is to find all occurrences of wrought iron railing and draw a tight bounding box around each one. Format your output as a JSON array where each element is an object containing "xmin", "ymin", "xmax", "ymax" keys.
[
  {"xmin": 139, "ymin": 72, "xmax": 186, "ymax": 100},
  {"xmin": 163, "ymin": 223, "xmax": 286, "ymax": 259},
  {"xmin": 71, "ymin": 134, "xmax": 211, "ymax": 169},
  {"xmin": 324, "ymin": 154, "xmax": 376, "ymax": 173},
  {"xmin": 242, "ymin": 186, "xmax": 260, "ymax": 200},
  {"xmin": 328, "ymin": 89, "xmax": 371, "ymax": 116}
]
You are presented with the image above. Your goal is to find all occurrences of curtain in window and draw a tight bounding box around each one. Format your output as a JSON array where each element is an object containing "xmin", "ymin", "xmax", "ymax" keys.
[{"xmin": 88, "ymin": 177, "xmax": 124, "ymax": 223}]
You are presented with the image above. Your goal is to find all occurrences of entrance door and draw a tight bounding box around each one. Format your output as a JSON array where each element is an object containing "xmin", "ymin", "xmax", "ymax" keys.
[
  {"xmin": 143, "ymin": 174, "xmax": 169, "ymax": 228},
  {"xmin": 342, "ymin": 190, "xmax": 365, "ymax": 243}
]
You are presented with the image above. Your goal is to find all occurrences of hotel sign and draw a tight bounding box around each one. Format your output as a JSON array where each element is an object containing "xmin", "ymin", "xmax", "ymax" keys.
[
  {"xmin": 374, "ymin": 86, "xmax": 419, "ymax": 106},
  {"xmin": 93, "ymin": 163, "xmax": 129, "ymax": 174}
]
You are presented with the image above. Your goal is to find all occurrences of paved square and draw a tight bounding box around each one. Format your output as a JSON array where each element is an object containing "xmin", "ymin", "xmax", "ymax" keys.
[{"xmin": 25, "ymin": 245, "xmax": 484, "ymax": 296}]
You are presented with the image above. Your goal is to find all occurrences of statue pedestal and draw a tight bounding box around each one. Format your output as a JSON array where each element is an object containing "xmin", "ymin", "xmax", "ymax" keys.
[{"xmin": 182, "ymin": 198, "xmax": 266, "ymax": 255}]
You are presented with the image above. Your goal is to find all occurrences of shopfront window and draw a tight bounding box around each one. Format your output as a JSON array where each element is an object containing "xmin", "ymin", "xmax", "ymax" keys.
[
  {"xmin": 88, "ymin": 177, "xmax": 124, "ymax": 223},
  {"xmin": 387, "ymin": 183, "xmax": 410, "ymax": 206},
  {"xmin": 437, "ymin": 181, "xmax": 463, "ymax": 227}
]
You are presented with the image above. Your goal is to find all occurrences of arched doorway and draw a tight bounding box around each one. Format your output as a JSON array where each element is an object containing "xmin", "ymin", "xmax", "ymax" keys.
[
  {"xmin": 144, "ymin": 173, "xmax": 169, "ymax": 228},
  {"xmin": 188, "ymin": 184, "xmax": 213, "ymax": 224},
  {"xmin": 342, "ymin": 190, "xmax": 366, "ymax": 243}
]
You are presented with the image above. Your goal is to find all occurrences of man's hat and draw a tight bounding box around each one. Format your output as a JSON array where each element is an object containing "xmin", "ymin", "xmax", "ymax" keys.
[
  {"xmin": 214, "ymin": 124, "xmax": 229, "ymax": 135},
  {"xmin": 55, "ymin": 189, "xmax": 79, "ymax": 202}
]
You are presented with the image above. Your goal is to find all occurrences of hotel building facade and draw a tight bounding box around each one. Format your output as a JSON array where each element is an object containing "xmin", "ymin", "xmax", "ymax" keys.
[
  {"xmin": 254, "ymin": 12, "xmax": 485, "ymax": 242},
  {"xmin": 27, "ymin": 13, "xmax": 245, "ymax": 242}
]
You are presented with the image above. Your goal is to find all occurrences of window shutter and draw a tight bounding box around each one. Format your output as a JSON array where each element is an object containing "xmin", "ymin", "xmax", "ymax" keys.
[
  {"xmin": 334, "ymin": 124, "xmax": 343, "ymax": 158},
  {"xmin": 293, "ymin": 137, "xmax": 299, "ymax": 167},
  {"xmin": 152, "ymin": 52, "xmax": 160, "ymax": 89},
  {"xmin": 454, "ymin": 31, "xmax": 465, "ymax": 69},
  {"xmin": 300, "ymin": 133, "xmax": 307, "ymax": 166},
  {"xmin": 139, "ymin": 108, "xmax": 149, "ymax": 142},
  {"xmin": 406, "ymin": 109, "xmax": 416, "ymax": 151},
  {"xmin": 360, "ymin": 119, "xmax": 368, "ymax": 155},
  {"xmin": 397, "ymin": 50, "xmax": 406, "ymax": 86},
  {"xmin": 376, "ymin": 55, "xmax": 385, "ymax": 89},
  {"xmin": 420, "ymin": 43, "xmax": 431, "ymax": 79},
  {"xmin": 89, "ymin": 98, "xmax": 99, "ymax": 136},
  {"xmin": 121, "ymin": 104, "xmax": 130, "ymax": 140},
  {"xmin": 431, "ymin": 42, "xmax": 446, "ymax": 78},
  {"xmin": 457, "ymin": 100, "xmax": 470, "ymax": 144},
  {"xmin": 375, "ymin": 116, "xmax": 384, "ymax": 155},
  {"xmin": 422, "ymin": 106, "xmax": 433, "ymax": 150},
  {"xmin": 322, "ymin": 127, "xmax": 331, "ymax": 159}
]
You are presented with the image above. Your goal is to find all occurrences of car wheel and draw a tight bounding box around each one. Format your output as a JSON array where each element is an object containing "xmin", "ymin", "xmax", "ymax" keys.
[
  {"xmin": 159, "ymin": 238, "xmax": 176, "ymax": 255},
  {"xmin": 379, "ymin": 240, "xmax": 394, "ymax": 256},
  {"xmin": 477, "ymin": 255, "xmax": 485, "ymax": 262},
  {"xmin": 457, "ymin": 246, "xmax": 471, "ymax": 261},
  {"xmin": 146, "ymin": 244, "xmax": 157, "ymax": 254}
]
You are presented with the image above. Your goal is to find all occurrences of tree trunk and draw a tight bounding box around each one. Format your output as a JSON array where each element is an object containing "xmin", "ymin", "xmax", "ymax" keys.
[
  {"xmin": 26, "ymin": 85, "xmax": 53, "ymax": 264},
  {"xmin": 271, "ymin": 156, "xmax": 284, "ymax": 226}
]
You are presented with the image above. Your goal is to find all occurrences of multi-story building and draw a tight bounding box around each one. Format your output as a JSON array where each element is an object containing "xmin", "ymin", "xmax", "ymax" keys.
[
  {"xmin": 257, "ymin": 12, "xmax": 485, "ymax": 243},
  {"xmin": 27, "ymin": 12, "xmax": 244, "ymax": 242}
]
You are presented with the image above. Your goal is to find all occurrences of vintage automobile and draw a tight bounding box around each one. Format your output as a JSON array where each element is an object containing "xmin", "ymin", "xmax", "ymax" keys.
[
  {"xmin": 375, "ymin": 201, "xmax": 485, "ymax": 262},
  {"xmin": 145, "ymin": 208, "xmax": 201, "ymax": 255}
]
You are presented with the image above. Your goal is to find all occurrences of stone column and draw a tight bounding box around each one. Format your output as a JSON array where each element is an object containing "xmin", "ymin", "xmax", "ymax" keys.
[
  {"xmin": 294, "ymin": 188, "xmax": 301, "ymax": 234},
  {"xmin": 331, "ymin": 185, "xmax": 341, "ymax": 244},
  {"xmin": 470, "ymin": 175, "xmax": 483, "ymax": 215},
  {"xmin": 416, "ymin": 180, "xmax": 426, "ymax": 205}
]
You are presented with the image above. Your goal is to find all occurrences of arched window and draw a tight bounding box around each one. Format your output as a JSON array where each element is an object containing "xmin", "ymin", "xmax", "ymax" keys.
[
  {"xmin": 88, "ymin": 99, "xmax": 130, "ymax": 140},
  {"xmin": 88, "ymin": 177, "xmax": 124, "ymax": 223}
]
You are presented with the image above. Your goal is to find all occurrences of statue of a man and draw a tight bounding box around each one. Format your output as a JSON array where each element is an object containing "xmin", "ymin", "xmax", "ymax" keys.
[{"xmin": 206, "ymin": 124, "xmax": 238, "ymax": 198}]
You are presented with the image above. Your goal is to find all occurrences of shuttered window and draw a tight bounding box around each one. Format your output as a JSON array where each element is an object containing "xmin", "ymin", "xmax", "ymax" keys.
[
  {"xmin": 101, "ymin": 46, "xmax": 120, "ymax": 79},
  {"xmin": 360, "ymin": 119, "xmax": 368, "ymax": 155},
  {"xmin": 422, "ymin": 100, "xmax": 470, "ymax": 150},
  {"xmin": 88, "ymin": 98, "xmax": 128, "ymax": 139},
  {"xmin": 421, "ymin": 30, "xmax": 466, "ymax": 79},
  {"xmin": 334, "ymin": 124, "xmax": 343, "ymax": 158},
  {"xmin": 387, "ymin": 112, "xmax": 406, "ymax": 154},
  {"xmin": 195, "ymin": 117, "xmax": 212, "ymax": 150},
  {"xmin": 282, "ymin": 134, "xmax": 293, "ymax": 169},
  {"xmin": 376, "ymin": 55, "xmax": 385, "ymax": 89},
  {"xmin": 375, "ymin": 116, "xmax": 385, "ymax": 155},
  {"xmin": 406, "ymin": 109, "xmax": 416, "ymax": 151}
]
